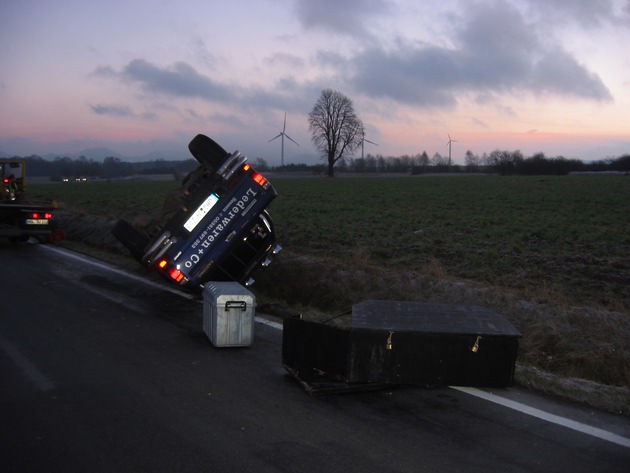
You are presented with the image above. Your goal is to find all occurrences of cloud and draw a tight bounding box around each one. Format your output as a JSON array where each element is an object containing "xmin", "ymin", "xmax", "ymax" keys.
[
  {"xmin": 96, "ymin": 59, "xmax": 315, "ymax": 117},
  {"xmin": 293, "ymin": 0, "xmax": 393, "ymax": 39},
  {"xmin": 527, "ymin": 0, "xmax": 622, "ymax": 28},
  {"xmin": 88, "ymin": 103, "xmax": 157, "ymax": 120},
  {"xmin": 349, "ymin": 44, "xmax": 460, "ymax": 107},
  {"xmin": 89, "ymin": 104, "xmax": 133, "ymax": 117},
  {"xmin": 93, "ymin": 2, "xmax": 613, "ymax": 122},
  {"xmin": 265, "ymin": 52, "xmax": 306, "ymax": 69},
  {"xmin": 346, "ymin": 1, "xmax": 612, "ymax": 106},
  {"xmin": 120, "ymin": 59, "xmax": 235, "ymax": 102},
  {"xmin": 529, "ymin": 48, "xmax": 612, "ymax": 99}
]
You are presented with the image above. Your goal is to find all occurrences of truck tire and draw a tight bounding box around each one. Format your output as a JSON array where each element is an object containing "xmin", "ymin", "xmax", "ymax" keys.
[
  {"xmin": 112, "ymin": 219, "xmax": 149, "ymax": 262},
  {"xmin": 188, "ymin": 134, "xmax": 229, "ymax": 172}
]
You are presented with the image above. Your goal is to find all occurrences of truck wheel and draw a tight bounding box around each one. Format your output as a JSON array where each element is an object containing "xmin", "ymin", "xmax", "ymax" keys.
[
  {"xmin": 111, "ymin": 219, "xmax": 148, "ymax": 262},
  {"xmin": 188, "ymin": 134, "xmax": 229, "ymax": 171}
]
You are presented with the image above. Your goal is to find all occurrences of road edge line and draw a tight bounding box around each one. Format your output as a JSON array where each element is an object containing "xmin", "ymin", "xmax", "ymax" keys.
[{"xmin": 451, "ymin": 386, "xmax": 630, "ymax": 448}]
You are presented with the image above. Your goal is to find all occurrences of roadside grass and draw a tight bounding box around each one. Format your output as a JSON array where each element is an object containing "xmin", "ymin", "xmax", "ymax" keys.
[{"xmin": 30, "ymin": 175, "xmax": 630, "ymax": 409}]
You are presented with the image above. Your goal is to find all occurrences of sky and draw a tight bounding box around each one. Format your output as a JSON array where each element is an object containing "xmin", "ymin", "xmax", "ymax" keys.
[{"xmin": 1, "ymin": 0, "xmax": 629, "ymax": 165}]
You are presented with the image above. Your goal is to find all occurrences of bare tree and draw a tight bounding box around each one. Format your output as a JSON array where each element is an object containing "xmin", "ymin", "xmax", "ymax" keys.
[
  {"xmin": 418, "ymin": 151, "xmax": 430, "ymax": 167},
  {"xmin": 308, "ymin": 89, "xmax": 363, "ymax": 177},
  {"xmin": 464, "ymin": 149, "xmax": 481, "ymax": 171},
  {"xmin": 488, "ymin": 149, "xmax": 524, "ymax": 175},
  {"xmin": 431, "ymin": 152, "xmax": 447, "ymax": 166}
]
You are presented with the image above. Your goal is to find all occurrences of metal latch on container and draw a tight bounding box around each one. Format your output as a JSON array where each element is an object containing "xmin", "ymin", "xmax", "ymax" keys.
[
  {"xmin": 225, "ymin": 301, "xmax": 247, "ymax": 311},
  {"xmin": 386, "ymin": 331, "xmax": 394, "ymax": 350},
  {"xmin": 471, "ymin": 335, "xmax": 481, "ymax": 353}
]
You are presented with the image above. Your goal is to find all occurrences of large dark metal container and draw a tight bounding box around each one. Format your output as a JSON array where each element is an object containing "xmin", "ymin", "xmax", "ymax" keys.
[{"xmin": 282, "ymin": 301, "xmax": 522, "ymax": 394}]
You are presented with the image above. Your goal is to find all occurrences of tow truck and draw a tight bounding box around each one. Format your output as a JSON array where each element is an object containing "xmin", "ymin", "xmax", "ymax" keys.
[
  {"xmin": 112, "ymin": 134, "xmax": 281, "ymax": 291},
  {"xmin": 0, "ymin": 159, "xmax": 63, "ymax": 242}
]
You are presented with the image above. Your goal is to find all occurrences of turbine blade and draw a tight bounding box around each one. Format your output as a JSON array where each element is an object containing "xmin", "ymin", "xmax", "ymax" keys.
[
  {"xmin": 268, "ymin": 133, "xmax": 282, "ymax": 143},
  {"xmin": 364, "ymin": 139, "xmax": 378, "ymax": 146},
  {"xmin": 283, "ymin": 112, "xmax": 287, "ymax": 133},
  {"xmin": 284, "ymin": 133, "xmax": 300, "ymax": 146}
]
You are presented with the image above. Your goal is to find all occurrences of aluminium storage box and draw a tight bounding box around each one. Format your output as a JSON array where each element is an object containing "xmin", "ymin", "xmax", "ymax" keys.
[
  {"xmin": 203, "ymin": 281, "xmax": 256, "ymax": 347},
  {"xmin": 283, "ymin": 300, "xmax": 521, "ymax": 393}
]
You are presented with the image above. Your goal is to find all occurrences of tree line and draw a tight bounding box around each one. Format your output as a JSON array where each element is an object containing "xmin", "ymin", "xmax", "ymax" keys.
[
  {"xmin": 11, "ymin": 155, "xmax": 199, "ymax": 180},
  {"xmin": 10, "ymin": 148, "xmax": 629, "ymax": 180},
  {"xmin": 341, "ymin": 150, "xmax": 630, "ymax": 175}
]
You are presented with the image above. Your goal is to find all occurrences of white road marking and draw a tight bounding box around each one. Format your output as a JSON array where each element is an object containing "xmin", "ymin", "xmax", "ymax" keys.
[
  {"xmin": 42, "ymin": 245, "xmax": 198, "ymax": 299},
  {"xmin": 0, "ymin": 333, "xmax": 55, "ymax": 392},
  {"xmin": 451, "ymin": 388, "xmax": 630, "ymax": 448},
  {"xmin": 43, "ymin": 244, "xmax": 630, "ymax": 448},
  {"xmin": 255, "ymin": 317, "xmax": 283, "ymax": 330}
]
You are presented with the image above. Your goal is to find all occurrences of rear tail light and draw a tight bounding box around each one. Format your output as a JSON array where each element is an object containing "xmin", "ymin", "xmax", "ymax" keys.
[
  {"xmin": 157, "ymin": 259, "xmax": 185, "ymax": 283},
  {"xmin": 30, "ymin": 212, "xmax": 53, "ymax": 219},
  {"xmin": 168, "ymin": 267, "xmax": 185, "ymax": 283},
  {"xmin": 252, "ymin": 172, "xmax": 267, "ymax": 186},
  {"xmin": 241, "ymin": 163, "xmax": 268, "ymax": 187}
]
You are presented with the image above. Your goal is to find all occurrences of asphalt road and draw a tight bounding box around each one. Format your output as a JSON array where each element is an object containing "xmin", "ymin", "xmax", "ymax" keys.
[{"xmin": 1, "ymin": 241, "xmax": 629, "ymax": 473}]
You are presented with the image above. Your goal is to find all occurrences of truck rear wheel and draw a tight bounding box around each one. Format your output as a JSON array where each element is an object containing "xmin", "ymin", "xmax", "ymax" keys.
[
  {"xmin": 188, "ymin": 134, "xmax": 229, "ymax": 172},
  {"xmin": 112, "ymin": 219, "xmax": 149, "ymax": 262}
]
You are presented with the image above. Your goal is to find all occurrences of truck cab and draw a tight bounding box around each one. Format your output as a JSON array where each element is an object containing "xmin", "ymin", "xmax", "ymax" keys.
[
  {"xmin": 1, "ymin": 160, "xmax": 24, "ymax": 201},
  {"xmin": 112, "ymin": 135, "xmax": 280, "ymax": 291}
]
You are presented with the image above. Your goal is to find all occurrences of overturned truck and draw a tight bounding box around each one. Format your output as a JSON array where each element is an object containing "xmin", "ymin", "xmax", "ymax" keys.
[{"xmin": 113, "ymin": 135, "xmax": 280, "ymax": 291}]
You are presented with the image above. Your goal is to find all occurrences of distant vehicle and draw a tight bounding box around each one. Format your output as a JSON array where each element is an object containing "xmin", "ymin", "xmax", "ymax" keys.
[
  {"xmin": 112, "ymin": 134, "xmax": 281, "ymax": 291},
  {"xmin": 0, "ymin": 159, "xmax": 64, "ymax": 242}
]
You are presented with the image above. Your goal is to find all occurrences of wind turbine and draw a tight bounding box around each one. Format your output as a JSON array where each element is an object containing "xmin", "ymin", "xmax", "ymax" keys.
[
  {"xmin": 446, "ymin": 133, "xmax": 458, "ymax": 166},
  {"xmin": 359, "ymin": 128, "xmax": 378, "ymax": 159},
  {"xmin": 268, "ymin": 112, "xmax": 299, "ymax": 167}
]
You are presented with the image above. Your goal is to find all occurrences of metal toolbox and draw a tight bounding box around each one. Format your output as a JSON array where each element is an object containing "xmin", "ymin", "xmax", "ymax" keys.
[
  {"xmin": 282, "ymin": 300, "xmax": 521, "ymax": 394},
  {"xmin": 203, "ymin": 282, "xmax": 256, "ymax": 347}
]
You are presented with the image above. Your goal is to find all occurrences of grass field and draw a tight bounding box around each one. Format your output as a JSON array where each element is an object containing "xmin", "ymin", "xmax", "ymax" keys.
[
  {"xmin": 269, "ymin": 175, "xmax": 630, "ymax": 311},
  {"xmin": 30, "ymin": 174, "xmax": 630, "ymax": 402}
]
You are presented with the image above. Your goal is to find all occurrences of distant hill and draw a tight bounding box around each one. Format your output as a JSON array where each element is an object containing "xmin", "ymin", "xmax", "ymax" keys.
[
  {"xmin": 43, "ymin": 147, "xmax": 124, "ymax": 161},
  {"xmin": 38, "ymin": 147, "xmax": 185, "ymax": 162}
]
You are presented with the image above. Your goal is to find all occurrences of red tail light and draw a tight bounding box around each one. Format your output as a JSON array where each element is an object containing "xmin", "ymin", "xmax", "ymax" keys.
[
  {"xmin": 168, "ymin": 267, "xmax": 184, "ymax": 282},
  {"xmin": 159, "ymin": 259, "xmax": 184, "ymax": 283},
  {"xmin": 30, "ymin": 212, "xmax": 52, "ymax": 219},
  {"xmin": 252, "ymin": 172, "xmax": 267, "ymax": 186}
]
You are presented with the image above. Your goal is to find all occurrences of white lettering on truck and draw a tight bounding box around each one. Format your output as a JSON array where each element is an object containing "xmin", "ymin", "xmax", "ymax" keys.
[{"xmin": 184, "ymin": 187, "xmax": 257, "ymax": 269}]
